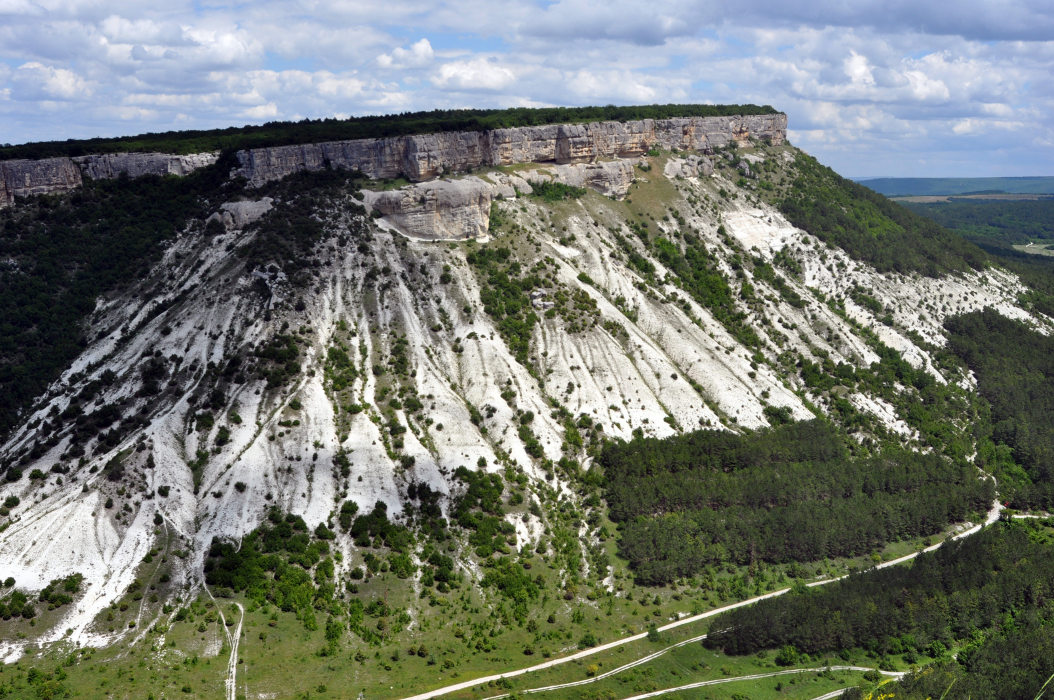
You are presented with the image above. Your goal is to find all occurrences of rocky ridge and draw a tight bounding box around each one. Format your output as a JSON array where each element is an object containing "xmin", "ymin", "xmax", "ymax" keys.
[
  {"xmin": 0, "ymin": 152, "xmax": 219, "ymax": 208},
  {"xmin": 232, "ymin": 114, "xmax": 786, "ymax": 186},
  {"xmin": 0, "ymin": 113, "xmax": 782, "ymax": 210}
]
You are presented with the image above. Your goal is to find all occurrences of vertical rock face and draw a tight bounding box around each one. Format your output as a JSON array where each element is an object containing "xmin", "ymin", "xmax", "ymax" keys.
[
  {"xmin": 0, "ymin": 152, "xmax": 218, "ymax": 208},
  {"xmin": 0, "ymin": 113, "xmax": 786, "ymax": 207},
  {"xmin": 0, "ymin": 158, "xmax": 83, "ymax": 207},
  {"xmin": 73, "ymin": 152, "xmax": 218, "ymax": 180},
  {"xmin": 362, "ymin": 178, "xmax": 494, "ymax": 240},
  {"xmin": 233, "ymin": 113, "xmax": 787, "ymax": 186}
]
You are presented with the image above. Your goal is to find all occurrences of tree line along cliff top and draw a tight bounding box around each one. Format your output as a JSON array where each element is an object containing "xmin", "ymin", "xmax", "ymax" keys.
[{"xmin": 0, "ymin": 104, "xmax": 780, "ymax": 161}]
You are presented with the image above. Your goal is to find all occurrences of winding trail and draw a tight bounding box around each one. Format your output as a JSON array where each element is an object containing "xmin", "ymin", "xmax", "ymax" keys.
[
  {"xmin": 618, "ymin": 667, "xmax": 904, "ymax": 700},
  {"xmin": 479, "ymin": 631, "xmax": 712, "ymax": 700},
  {"xmin": 401, "ymin": 496, "xmax": 1004, "ymax": 700}
]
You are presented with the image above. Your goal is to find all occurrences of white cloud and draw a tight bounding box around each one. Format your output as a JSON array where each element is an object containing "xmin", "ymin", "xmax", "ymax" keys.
[
  {"xmin": 11, "ymin": 61, "xmax": 91, "ymax": 100},
  {"xmin": 243, "ymin": 102, "xmax": 278, "ymax": 119},
  {"xmin": 844, "ymin": 51, "xmax": 874, "ymax": 86},
  {"xmin": 0, "ymin": 1, "xmax": 1049, "ymax": 175},
  {"xmin": 377, "ymin": 38, "xmax": 434, "ymax": 69},
  {"xmin": 431, "ymin": 58, "xmax": 515, "ymax": 90}
]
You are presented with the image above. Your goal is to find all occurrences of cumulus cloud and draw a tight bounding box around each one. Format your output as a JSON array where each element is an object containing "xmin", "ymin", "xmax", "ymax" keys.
[
  {"xmin": 0, "ymin": 1, "xmax": 1050, "ymax": 175},
  {"xmin": 10, "ymin": 61, "xmax": 91, "ymax": 100},
  {"xmin": 377, "ymin": 38, "xmax": 434, "ymax": 69},
  {"xmin": 431, "ymin": 58, "xmax": 516, "ymax": 90}
]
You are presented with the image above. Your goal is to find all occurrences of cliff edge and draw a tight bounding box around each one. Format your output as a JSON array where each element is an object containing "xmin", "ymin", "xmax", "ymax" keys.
[
  {"xmin": 233, "ymin": 113, "xmax": 786, "ymax": 186},
  {"xmin": 0, "ymin": 112, "xmax": 785, "ymax": 208}
]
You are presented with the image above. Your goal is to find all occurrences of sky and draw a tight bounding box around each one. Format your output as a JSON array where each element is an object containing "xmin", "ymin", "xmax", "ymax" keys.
[{"xmin": 1, "ymin": 1, "xmax": 1052, "ymax": 177}]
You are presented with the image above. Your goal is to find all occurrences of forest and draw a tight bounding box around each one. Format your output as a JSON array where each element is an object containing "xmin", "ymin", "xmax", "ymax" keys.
[
  {"xmin": 945, "ymin": 309, "xmax": 1054, "ymax": 510},
  {"xmin": 601, "ymin": 420, "xmax": 993, "ymax": 584},
  {"xmin": 901, "ymin": 198, "xmax": 1054, "ymax": 244},
  {"xmin": 0, "ymin": 103, "xmax": 778, "ymax": 160},
  {"xmin": 777, "ymin": 153, "xmax": 988, "ymax": 276},
  {"xmin": 852, "ymin": 623, "xmax": 1054, "ymax": 699},
  {"xmin": 704, "ymin": 522, "xmax": 1054, "ymax": 682}
]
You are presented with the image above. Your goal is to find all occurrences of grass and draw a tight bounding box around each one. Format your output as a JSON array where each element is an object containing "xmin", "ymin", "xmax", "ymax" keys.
[{"xmin": 0, "ymin": 588, "xmax": 891, "ymax": 700}]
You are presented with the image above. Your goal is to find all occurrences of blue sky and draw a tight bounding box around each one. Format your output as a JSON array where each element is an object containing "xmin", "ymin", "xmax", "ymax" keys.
[{"xmin": 1, "ymin": 0, "xmax": 1052, "ymax": 177}]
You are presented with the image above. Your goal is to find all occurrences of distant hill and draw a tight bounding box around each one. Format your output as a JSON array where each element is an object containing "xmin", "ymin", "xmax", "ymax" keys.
[{"xmin": 857, "ymin": 176, "xmax": 1054, "ymax": 196}]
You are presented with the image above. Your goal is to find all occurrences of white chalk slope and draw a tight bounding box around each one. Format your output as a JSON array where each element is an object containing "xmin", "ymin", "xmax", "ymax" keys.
[{"xmin": 0, "ymin": 148, "xmax": 1041, "ymax": 661}]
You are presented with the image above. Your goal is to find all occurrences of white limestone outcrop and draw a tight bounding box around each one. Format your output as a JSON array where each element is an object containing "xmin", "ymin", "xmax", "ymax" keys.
[{"xmin": 233, "ymin": 114, "xmax": 786, "ymax": 186}]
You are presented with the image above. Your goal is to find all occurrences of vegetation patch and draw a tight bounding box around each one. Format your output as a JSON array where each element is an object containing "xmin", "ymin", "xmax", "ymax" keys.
[
  {"xmin": 946, "ymin": 309, "xmax": 1054, "ymax": 510},
  {"xmin": 527, "ymin": 181, "xmax": 586, "ymax": 202},
  {"xmin": 775, "ymin": 152, "xmax": 987, "ymax": 276},
  {"xmin": 705, "ymin": 521, "xmax": 1054, "ymax": 670},
  {"xmin": 466, "ymin": 246, "xmax": 540, "ymax": 365},
  {"xmin": 602, "ymin": 420, "xmax": 993, "ymax": 584},
  {"xmin": 204, "ymin": 508, "xmax": 336, "ymax": 631}
]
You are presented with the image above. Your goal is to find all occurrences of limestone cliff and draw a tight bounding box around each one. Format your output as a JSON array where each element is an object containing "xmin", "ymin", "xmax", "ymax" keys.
[
  {"xmin": 0, "ymin": 158, "xmax": 83, "ymax": 208},
  {"xmin": 0, "ymin": 113, "xmax": 783, "ymax": 208},
  {"xmin": 233, "ymin": 114, "xmax": 786, "ymax": 186},
  {"xmin": 363, "ymin": 179, "xmax": 493, "ymax": 240},
  {"xmin": 524, "ymin": 160, "xmax": 637, "ymax": 198},
  {"xmin": 360, "ymin": 159, "xmax": 641, "ymax": 239},
  {"xmin": 0, "ymin": 152, "xmax": 218, "ymax": 208},
  {"xmin": 73, "ymin": 152, "xmax": 218, "ymax": 180}
]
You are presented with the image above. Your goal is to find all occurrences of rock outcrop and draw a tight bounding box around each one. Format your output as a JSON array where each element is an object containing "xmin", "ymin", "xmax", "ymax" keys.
[
  {"xmin": 362, "ymin": 158, "xmax": 638, "ymax": 239},
  {"xmin": 663, "ymin": 155, "xmax": 715, "ymax": 179},
  {"xmin": 206, "ymin": 198, "xmax": 275, "ymax": 230},
  {"xmin": 1, "ymin": 158, "xmax": 83, "ymax": 208},
  {"xmin": 525, "ymin": 160, "xmax": 637, "ymax": 199},
  {"xmin": 73, "ymin": 152, "xmax": 218, "ymax": 180},
  {"xmin": 0, "ymin": 152, "xmax": 218, "ymax": 208},
  {"xmin": 363, "ymin": 178, "xmax": 493, "ymax": 240},
  {"xmin": 234, "ymin": 114, "xmax": 786, "ymax": 187}
]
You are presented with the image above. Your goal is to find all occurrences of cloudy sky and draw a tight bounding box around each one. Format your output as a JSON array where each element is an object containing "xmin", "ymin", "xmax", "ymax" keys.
[{"xmin": 1, "ymin": 0, "xmax": 1052, "ymax": 177}]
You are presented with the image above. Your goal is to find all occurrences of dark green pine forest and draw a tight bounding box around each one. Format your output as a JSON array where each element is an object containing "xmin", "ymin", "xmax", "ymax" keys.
[{"xmin": 601, "ymin": 420, "xmax": 993, "ymax": 584}]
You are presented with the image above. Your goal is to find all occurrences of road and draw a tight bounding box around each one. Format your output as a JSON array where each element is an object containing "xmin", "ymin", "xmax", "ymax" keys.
[
  {"xmin": 400, "ymin": 497, "xmax": 1004, "ymax": 700},
  {"xmin": 618, "ymin": 666, "xmax": 904, "ymax": 700}
]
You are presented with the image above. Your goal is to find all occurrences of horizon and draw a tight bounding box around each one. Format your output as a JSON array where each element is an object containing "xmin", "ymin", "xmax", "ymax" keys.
[{"xmin": 852, "ymin": 174, "xmax": 1054, "ymax": 181}]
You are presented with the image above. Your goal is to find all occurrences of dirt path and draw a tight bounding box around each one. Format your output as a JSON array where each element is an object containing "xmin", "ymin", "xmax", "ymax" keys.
[
  {"xmin": 203, "ymin": 583, "xmax": 244, "ymax": 700},
  {"xmin": 618, "ymin": 666, "xmax": 904, "ymax": 700},
  {"xmin": 223, "ymin": 601, "xmax": 244, "ymax": 700},
  {"xmin": 401, "ymin": 497, "xmax": 1003, "ymax": 700}
]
